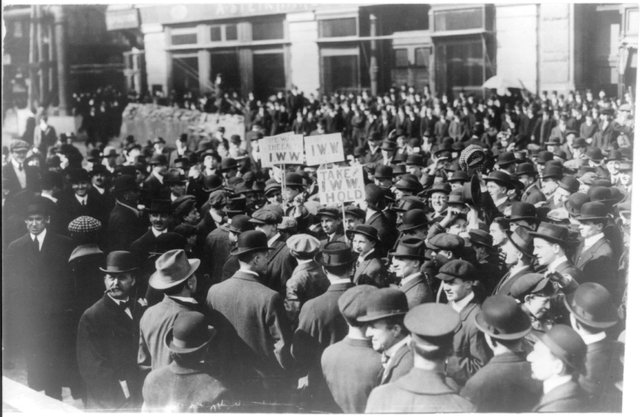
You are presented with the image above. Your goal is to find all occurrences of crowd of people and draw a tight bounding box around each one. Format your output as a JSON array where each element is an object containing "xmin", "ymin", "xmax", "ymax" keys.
[{"xmin": 1, "ymin": 84, "xmax": 634, "ymax": 413}]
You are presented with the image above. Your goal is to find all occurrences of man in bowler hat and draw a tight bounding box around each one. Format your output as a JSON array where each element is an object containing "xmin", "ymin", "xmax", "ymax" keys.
[
  {"xmin": 389, "ymin": 236, "xmax": 434, "ymax": 308},
  {"xmin": 461, "ymin": 295, "xmax": 542, "ymax": 412},
  {"xmin": 348, "ymin": 225, "xmax": 388, "ymax": 288},
  {"xmin": 77, "ymin": 251, "xmax": 146, "ymax": 410},
  {"xmin": 320, "ymin": 285, "xmax": 382, "ymax": 413},
  {"xmin": 365, "ymin": 303, "xmax": 475, "ymax": 413},
  {"xmin": 106, "ymin": 175, "xmax": 147, "ymax": 251}
]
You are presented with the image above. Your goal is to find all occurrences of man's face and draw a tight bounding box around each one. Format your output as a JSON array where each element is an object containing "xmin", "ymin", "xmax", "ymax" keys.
[
  {"xmin": 527, "ymin": 341, "xmax": 558, "ymax": 381},
  {"xmin": 228, "ymin": 231, "xmax": 239, "ymax": 243},
  {"xmin": 518, "ymin": 174, "xmax": 535, "ymax": 188},
  {"xmin": 25, "ymin": 214, "xmax": 49, "ymax": 235},
  {"xmin": 204, "ymin": 155, "xmax": 215, "ymax": 169},
  {"xmin": 127, "ymin": 148, "xmax": 141, "ymax": 162},
  {"xmin": 92, "ymin": 173, "xmax": 106, "ymax": 188},
  {"xmin": 490, "ymin": 222, "xmax": 507, "ymax": 246},
  {"xmin": 365, "ymin": 320, "xmax": 399, "ymax": 352},
  {"xmin": 73, "ymin": 181, "xmax": 91, "ymax": 197},
  {"xmin": 540, "ymin": 178, "xmax": 559, "ymax": 196},
  {"xmin": 152, "ymin": 164, "xmax": 168, "ymax": 176},
  {"xmin": 431, "ymin": 192, "xmax": 448, "ymax": 213},
  {"xmin": 321, "ymin": 216, "xmax": 339, "ymax": 235},
  {"xmin": 533, "ymin": 237, "xmax": 556, "ymax": 266},
  {"xmin": 391, "ymin": 257, "xmax": 418, "ymax": 279},
  {"xmin": 149, "ymin": 212, "xmax": 170, "ymax": 231},
  {"xmin": 524, "ymin": 294, "xmax": 551, "ymax": 320},
  {"xmin": 447, "ymin": 218, "xmax": 468, "ymax": 236},
  {"xmin": 553, "ymin": 187, "xmax": 571, "ymax": 206},
  {"xmin": 284, "ymin": 186, "xmax": 300, "ymax": 203},
  {"xmin": 12, "ymin": 149, "xmax": 28, "ymax": 164},
  {"xmin": 345, "ymin": 215, "xmax": 363, "ymax": 231},
  {"xmin": 352, "ymin": 234, "xmax": 375, "ymax": 255},
  {"xmin": 170, "ymin": 183, "xmax": 187, "ymax": 197},
  {"xmin": 442, "ymin": 277, "xmax": 473, "ymax": 302},
  {"xmin": 104, "ymin": 272, "xmax": 135, "ymax": 300},
  {"xmin": 252, "ymin": 250, "xmax": 269, "ymax": 274},
  {"xmin": 502, "ymin": 238, "xmax": 520, "ymax": 266},
  {"xmin": 606, "ymin": 161, "xmax": 619, "ymax": 175},
  {"xmin": 184, "ymin": 207, "xmax": 201, "ymax": 225},
  {"xmin": 620, "ymin": 172, "xmax": 632, "ymax": 186},
  {"xmin": 256, "ymin": 224, "xmax": 277, "ymax": 239},
  {"xmin": 487, "ymin": 181, "xmax": 507, "ymax": 201},
  {"xmin": 578, "ymin": 221, "xmax": 602, "ymax": 239},
  {"xmin": 267, "ymin": 192, "xmax": 282, "ymax": 204}
]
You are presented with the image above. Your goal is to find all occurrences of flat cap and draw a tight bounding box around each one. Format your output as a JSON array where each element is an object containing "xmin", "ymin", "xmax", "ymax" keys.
[
  {"xmin": 68, "ymin": 216, "xmax": 102, "ymax": 234},
  {"xmin": 427, "ymin": 233, "xmax": 465, "ymax": 251},
  {"xmin": 286, "ymin": 234, "xmax": 321, "ymax": 254},
  {"xmin": 338, "ymin": 285, "xmax": 377, "ymax": 326},
  {"xmin": 208, "ymin": 190, "xmax": 228, "ymax": 209},
  {"xmin": 250, "ymin": 207, "xmax": 283, "ymax": 225},
  {"xmin": 436, "ymin": 259, "xmax": 478, "ymax": 282},
  {"xmin": 10, "ymin": 139, "xmax": 30, "ymax": 152},
  {"xmin": 317, "ymin": 207, "xmax": 341, "ymax": 219},
  {"xmin": 509, "ymin": 273, "xmax": 554, "ymax": 301},
  {"xmin": 172, "ymin": 195, "xmax": 197, "ymax": 219},
  {"xmin": 404, "ymin": 303, "xmax": 460, "ymax": 338}
]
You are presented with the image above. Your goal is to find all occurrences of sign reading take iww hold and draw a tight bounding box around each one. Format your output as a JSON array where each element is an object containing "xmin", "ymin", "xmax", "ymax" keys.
[
  {"xmin": 317, "ymin": 166, "xmax": 365, "ymax": 205},
  {"xmin": 304, "ymin": 133, "xmax": 345, "ymax": 166},
  {"xmin": 259, "ymin": 133, "xmax": 304, "ymax": 167}
]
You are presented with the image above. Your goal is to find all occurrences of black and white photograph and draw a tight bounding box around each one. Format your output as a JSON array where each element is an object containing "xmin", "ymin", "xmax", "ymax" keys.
[{"xmin": 2, "ymin": 1, "xmax": 638, "ymax": 413}]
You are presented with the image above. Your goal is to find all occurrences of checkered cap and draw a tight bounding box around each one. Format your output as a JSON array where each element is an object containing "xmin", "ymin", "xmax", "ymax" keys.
[{"xmin": 68, "ymin": 216, "xmax": 102, "ymax": 233}]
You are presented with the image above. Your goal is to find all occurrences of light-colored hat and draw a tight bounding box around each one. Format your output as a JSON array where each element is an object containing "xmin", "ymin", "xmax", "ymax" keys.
[{"xmin": 149, "ymin": 249, "xmax": 200, "ymax": 290}]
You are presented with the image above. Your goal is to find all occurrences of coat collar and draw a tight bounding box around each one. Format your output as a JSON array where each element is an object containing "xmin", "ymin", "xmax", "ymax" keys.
[
  {"xmin": 69, "ymin": 243, "xmax": 103, "ymax": 262},
  {"xmin": 534, "ymin": 380, "xmax": 583, "ymax": 410},
  {"xmin": 396, "ymin": 368, "xmax": 457, "ymax": 394},
  {"xmin": 488, "ymin": 350, "xmax": 527, "ymax": 364},
  {"xmin": 326, "ymin": 281, "xmax": 354, "ymax": 292}
]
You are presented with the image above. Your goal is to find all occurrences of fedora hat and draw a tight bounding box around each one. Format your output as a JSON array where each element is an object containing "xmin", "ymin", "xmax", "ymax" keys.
[
  {"xmin": 507, "ymin": 226, "xmax": 534, "ymax": 257},
  {"xmin": 149, "ymin": 249, "xmax": 200, "ymax": 290},
  {"xmin": 317, "ymin": 241, "xmax": 357, "ymax": 267},
  {"xmin": 496, "ymin": 152, "xmax": 517, "ymax": 167},
  {"xmin": 515, "ymin": 162, "xmax": 537, "ymax": 177},
  {"xmin": 230, "ymin": 230, "xmax": 271, "ymax": 256},
  {"xmin": 391, "ymin": 196, "xmax": 427, "ymax": 213},
  {"xmin": 219, "ymin": 158, "xmax": 238, "ymax": 172},
  {"xmin": 507, "ymin": 202, "xmax": 538, "ymax": 222},
  {"xmin": 558, "ymin": 175, "xmax": 580, "ymax": 193},
  {"xmin": 100, "ymin": 251, "xmax": 139, "ymax": 274},
  {"xmin": 468, "ymin": 229, "xmax": 493, "ymax": 248},
  {"xmin": 564, "ymin": 192, "xmax": 590, "ymax": 217},
  {"xmin": 575, "ymin": 202, "xmax": 609, "ymax": 221},
  {"xmin": 389, "ymin": 236, "xmax": 427, "ymax": 260},
  {"xmin": 357, "ymin": 288, "xmax": 408, "ymax": 323},
  {"xmin": 540, "ymin": 324, "xmax": 587, "ymax": 373},
  {"xmin": 475, "ymin": 295, "xmax": 531, "ymax": 340},
  {"xmin": 346, "ymin": 224, "xmax": 380, "ymax": 243},
  {"xmin": 530, "ymin": 222, "xmax": 568, "ymax": 244},
  {"xmin": 563, "ymin": 282, "xmax": 618, "ymax": 329},
  {"xmin": 398, "ymin": 209, "xmax": 429, "ymax": 232},
  {"xmin": 394, "ymin": 177, "xmax": 422, "ymax": 193},
  {"xmin": 421, "ymin": 182, "xmax": 452, "ymax": 197},
  {"xmin": 165, "ymin": 311, "xmax": 216, "ymax": 354},
  {"xmin": 484, "ymin": 171, "xmax": 515, "ymax": 189},
  {"xmin": 222, "ymin": 214, "xmax": 253, "ymax": 234}
]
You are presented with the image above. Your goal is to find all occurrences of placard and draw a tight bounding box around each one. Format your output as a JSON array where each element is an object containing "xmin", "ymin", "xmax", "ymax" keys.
[
  {"xmin": 304, "ymin": 133, "xmax": 345, "ymax": 165},
  {"xmin": 259, "ymin": 133, "xmax": 304, "ymax": 168},
  {"xmin": 317, "ymin": 166, "xmax": 365, "ymax": 205}
]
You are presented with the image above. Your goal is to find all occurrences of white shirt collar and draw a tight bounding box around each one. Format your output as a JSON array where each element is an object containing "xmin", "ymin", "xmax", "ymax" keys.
[
  {"xmin": 450, "ymin": 291, "xmax": 474, "ymax": 313},
  {"xmin": 30, "ymin": 228, "xmax": 47, "ymax": 249},
  {"xmin": 107, "ymin": 294, "xmax": 129, "ymax": 305},
  {"xmin": 151, "ymin": 228, "xmax": 167, "ymax": 237},
  {"xmin": 384, "ymin": 335, "xmax": 411, "ymax": 361},
  {"xmin": 170, "ymin": 194, "xmax": 178, "ymax": 202},
  {"xmin": 268, "ymin": 233, "xmax": 281, "ymax": 248},
  {"xmin": 11, "ymin": 158, "xmax": 24, "ymax": 170},
  {"xmin": 358, "ymin": 248, "xmax": 375, "ymax": 262},
  {"xmin": 298, "ymin": 259, "xmax": 314, "ymax": 265},
  {"xmin": 365, "ymin": 207, "xmax": 377, "ymax": 222},
  {"xmin": 547, "ymin": 255, "xmax": 569, "ymax": 273},
  {"xmin": 543, "ymin": 374, "xmax": 573, "ymax": 394},
  {"xmin": 152, "ymin": 171, "xmax": 164, "ymax": 184},
  {"xmin": 41, "ymin": 191, "xmax": 57, "ymax": 203},
  {"xmin": 168, "ymin": 295, "xmax": 198, "ymax": 304},
  {"xmin": 509, "ymin": 264, "xmax": 529, "ymax": 278},
  {"xmin": 75, "ymin": 194, "xmax": 88, "ymax": 205},
  {"xmin": 93, "ymin": 185, "xmax": 105, "ymax": 195},
  {"xmin": 581, "ymin": 331, "xmax": 606, "ymax": 345},
  {"xmin": 493, "ymin": 195, "xmax": 509, "ymax": 207},
  {"xmin": 582, "ymin": 232, "xmax": 605, "ymax": 253},
  {"xmin": 238, "ymin": 268, "xmax": 260, "ymax": 277},
  {"xmin": 400, "ymin": 272, "xmax": 423, "ymax": 287}
]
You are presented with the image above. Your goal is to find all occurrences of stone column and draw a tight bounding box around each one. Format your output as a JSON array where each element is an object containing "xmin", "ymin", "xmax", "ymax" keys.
[{"xmin": 51, "ymin": 5, "xmax": 69, "ymax": 114}]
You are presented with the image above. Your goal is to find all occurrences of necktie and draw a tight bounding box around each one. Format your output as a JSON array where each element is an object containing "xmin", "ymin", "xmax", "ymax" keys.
[
  {"xmin": 32, "ymin": 237, "xmax": 39, "ymax": 253},
  {"xmin": 18, "ymin": 163, "xmax": 23, "ymax": 172}
]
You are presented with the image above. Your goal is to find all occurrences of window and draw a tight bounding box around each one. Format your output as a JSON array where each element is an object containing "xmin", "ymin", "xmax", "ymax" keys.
[
  {"xmin": 434, "ymin": 8, "xmax": 483, "ymax": 31},
  {"xmin": 252, "ymin": 18, "xmax": 284, "ymax": 41},
  {"xmin": 14, "ymin": 21, "xmax": 25, "ymax": 38},
  {"xmin": 226, "ymin": 24, "xmax": 237, "ymax": 40},
  {"xmin": 626, "ymin": 9, "xmax": 638, "ymax": 35},
  {"xmin": 210, "ymin": 24, "xmax": 238, "ymax": 42},
  {"xmin": 210, "ymin": 26, "xmax": 222, "ymax": 42},
  {"xmin": 394, "ymin": 49, "xmax": 409, "ymax": 68},
  {"xmin": 323, "ymin": 54, "xmax": 359, "ymax": 92},
  {"xmin": 437, "ymin": 39, "xmax": 484, "ymax": 89},
  {"xmin": 319, "ymin": 18, "xmax": 357, "ymax": 38},
  {"xmin": 253, "ymin": 52, "xmax": 285, "ymax": 99},
  {"xmin": 171, "ymin": 33, "xmax": 197, "ymax": 46},
  {"xmin": 415, "ymin": 47, "xmax": 429, "ymax": 68}
]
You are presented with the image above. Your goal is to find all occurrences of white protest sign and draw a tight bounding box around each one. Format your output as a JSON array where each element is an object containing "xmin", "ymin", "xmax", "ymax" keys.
[
  {"xmin": 259, "ymin": 132, "xmax": 304, "ymax": 168},
  {"xmin": 304, "ymin": 133, "xmax": 345, "ymax": 165},
  {"xmin": 317, "ymin": 166, "xmax": 365, "ymax": 205}
]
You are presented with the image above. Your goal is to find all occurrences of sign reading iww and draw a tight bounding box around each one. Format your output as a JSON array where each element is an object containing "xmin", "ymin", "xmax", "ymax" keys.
[
  {"xmin": 259, "ymin": 133, "xmax": 304, "ymax": 168},
  {"xmin": 317, "ymin": 166, "xmax": 365, "ymax": 205},
  {"xmin": 304, "ymin": 133, "xmax": 344, "ymax": 165}
]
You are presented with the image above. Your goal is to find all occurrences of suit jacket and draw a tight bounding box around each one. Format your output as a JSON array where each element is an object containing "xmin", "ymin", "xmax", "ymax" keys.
[
  {"xmin": 138, "ymin": 295, "xmax": 200, "ymax": 372},
  {"xmin": 365, "ymin": 211, "xmax": 398, "ymax": 254},
  {"xmin": 107, "ymin": 201, "xmax": 148, "ymax": 251},
  {"xmin": 521, "ymin": 183, "xmax": 547, "ymax": 205},
  {"xmin": 381, "ymin": 342, "xmax": 413, "ymax": 384},
  {"xmin": 460, "ymin": 351, "xmax": 542, "ymax": 412},
  {"xmin": 353, "ymin": 250, "xmax": 388, "ymax": 288},
  {"xmin": 321, "ymin": 337, "xmax": 383, "ymax": 413},
  {"xmin": 265, "ymin": 235, "xmax": 297, "ymax": 295},
  {"xmin": 142, "ymin": 362, "xmax": 230, "ymax": 412},
  {"xmin": 285, "ymin": 260, "xmax": 330, "ymax": 325},
  {"xmin": 547, "ymin": 259, "xmax": 583, "ymax": 291},
  {"xmin": 580, "ymin": 338, "xmax": 622, "ymax": 412},
  {"xmin": 130, "ymin": 229, "xmax": 168, "ymax": 259},
  {"xmin": 447, "ymin": 295, "xmax": 491, "ymax": 385},
  {"xmin": 366, "ymin": 368, "xmax": 475, "ymax": 413},
  {"xmin": 1, "ymin": 161, "xmax": 39, "ymax": 197},
  {"xmin": 206, "ymin": 270, "xmax": 293, "ymax": 395},
  {"xmin": 77, "ymin": 295, "xmax": 146, "ymax": 410},
  {"xmin": 532, "ymin": 380, "xmax": 585, "ymax": 412},
  {"xmin": 493, "ymin": 265, "xmax": 533, "ymax": 296},
  {"xmin": 573, "ymin": 237, "xmax": 617, "ymax": 295},
  {"xmin": 203, "ymin": 227, "xmax": 231, "ymax": 285},
  {"xmin": 58, "ymin": 190, "xmax": 108, "ymax": 229},
  {"xmin": 400, "ymin": 273, "xmax": 435, "ymax": 309}
]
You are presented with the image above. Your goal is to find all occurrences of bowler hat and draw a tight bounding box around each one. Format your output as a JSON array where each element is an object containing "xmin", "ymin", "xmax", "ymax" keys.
[
  {"xmin": 317, "ymin": 207, "xmax": 341, "ymax": 220},
  {"xmin": 112, "ymin": 175, "xmax": 138, "ymax": 195},
  {"xmin": 536, "ymin": 150, "xmax": 555, "ymax": 164},
  {"xmin": 564, "ymin": 192, "xmax": 590, "ymax": 217},
  {"xmin": 572, "ymin": 138, "xmax": 588, "ymax": 148},
  {"xmin": 224, "ymin": 195, "xmax": 247, "ymax": 216},
  {"xmin": 364, "ymin": 183, "xmax": 391, "ymax": 205},
  {"xmin": 165, "ymin": 311, "xmax": 216, "ymax": 354},
  {"xmin": 202, "ymin": 175, "xmax": 224, "ymax": 192},
  {"xmin": 541, "ymin": 163, "xmax": 564, "ymax": 180},
  {"xmin": 339, "ymin": 285, "xmax": 377, "ymax": 326},
  {"xmin": 250, "ymin": 207, "xmax": 283, "ymax": 225},
  {"xmin": 230, "ymin": 230, "xmax": 271, "ymax": 256},
  {"xmin": 544, "ymin": 137, "xmax": 562, "ymax": 146},
  {"xmin": 222, "ymin": 214, "xmax": 253, "ymax": 234},
  {"xmin": 484, "ymin": 171, "xmax": 515, "ymax": 189},
  {"xmin": 284, "ymin": 173, "xmax": 304, "ymax": 188},
  {"xmin": 357, "ymin": 288, "xmax": 408, "ymax": 322},
  {"xmin": 68, "ymin": 168, "xmax": 91, "ymax": 184},
  {"xmin": 575, "ymin": 202, "xmax": 609, "ymax": 221},
  {"xmin": 507, "ymin": 226, "xmax": 534, "ymax": 257},
  {"xmin": 389, "ymin": 236, "xmax": 427, "ymax": 260},
  {"xmin": 100, "ymin": 250, "xmax": 139, "ymax": 274},
  {"xmin": 448, "ymin": 171, "xmax": 470, "ymax": 184},
  {"xmin": 399, "ymin": 209, "xmax": 429, "ymax": 232},
  {"xmin": 497, "ymin": 152, "xmax": 517, "ymax": 167},
  {"xmin": 405, "ymin": 303, "xmax": 460, "ymax": 341},
  {"xmin": 515, "ymin": 162, "xmax": 537, "ymax": 177},
  {"xmin": 165, "ymin": 169, "xmax": 187, "ymax": 185},
  {"xmin": 563, "ymin": 282, "xmax": 618, "ymax": 329},
  {"xmin": 405, "ymin": 154, "xmax": 424, "ymax": 167},
  {"xmin": 346, "ymin": 224, "xmax": 379, "ymax": 243},
  {"xmin": 220, "ymin": 158, "xmax": 238, "ymax": 172},
  {"xmin": 586, "ymin": 147, "xmax": 604, "ymax": 162},
  {"xmin": 394, "ymin": 177, "xmax": 422, "ymax": 193},
  {"xmin": 558, "ymin": 175, "xmax": 580, "ymax": 193},
  {"xmin": 374, "ymin": 165, "xmax": 393, "ymax": 180},
  {"xmin": 588, "ymin": 186, "xmax": 617, "ymax": 205},
  {"xmin": 149, "ymin": 249, "xmax": 200, "ymax": 290},
  {"xmin": 468, "ymin": 229, "xmax": 493, "ymax": 248},
  {"xmin": 436, "ymin": 259, "xmax": 477, "ymax": 282},
  {"xmin": 540, "ymin": 324, "xmax": 587, "ymax": 373},
  {"xmin": 391, "ymin": 196, "xmax": 427, "ymax": 213},
  {"xmin": 421, "ymin": 182, "xmax": 452, "ymax": 197},
  {"xmin": 317, "ymin": 241, "xmax": 357, "ymax": 268},
  {"xmin": 172, "ymin": 195, "xmax": 197, "ymax": 219},
  {"xmin": 149, "ymin": 154, "xmax": 168, "ymax": 166},
  {"xmin": 148, "ymin": 199, "xmax": 172, "ymax": 214},
  {"xmin": 509, "ymin": 273, "xmax": 554, "ymax": 302},
  {"xmin": 68, "ymin": 216, "xmax": 102, "ymax": 234},
  {"xmin": 474, "ymin": 295, "xmax": 532, "ymax": 340},
  {"xmin": 530, "ymin": 222, "xmax": 569, "ymax": 244},
  {"xmin": 508, "ymin": 202, "xmax": 538, "ymax": 222},
  {"xmin": 287, "ymin": 234, "xmax": 321, "ymax": 255}
]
